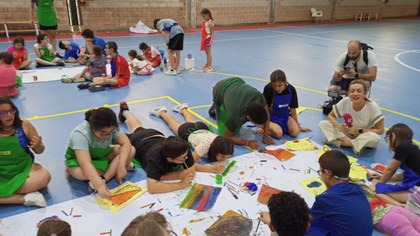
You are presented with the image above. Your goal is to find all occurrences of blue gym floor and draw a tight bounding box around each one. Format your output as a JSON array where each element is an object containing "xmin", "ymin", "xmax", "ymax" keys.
[{"xmin": 0, "ymin": 19, "xmax": 419, "ymax": 235}]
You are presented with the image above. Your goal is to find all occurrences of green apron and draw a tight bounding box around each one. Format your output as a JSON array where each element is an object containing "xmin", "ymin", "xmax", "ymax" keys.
[
  {"xmin": 38, "ymin": 46, "xmax": 55, "ymax": 62},
  {"xmin": 65, "ymin": 146, "xmax": 113, "ymax": 172},
  {"xmin": 37, "ymin": 0, "xmax": 57, "ymax": 27},
  {"xmin": 0, "ymin": 135, "xmax": 33, "ymax": 197}
]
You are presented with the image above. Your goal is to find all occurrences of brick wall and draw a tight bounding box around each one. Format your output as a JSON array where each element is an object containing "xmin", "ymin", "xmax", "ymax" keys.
[{"xmin": 0, "ymin": 0, "xmax": 418, "ymax": 33}]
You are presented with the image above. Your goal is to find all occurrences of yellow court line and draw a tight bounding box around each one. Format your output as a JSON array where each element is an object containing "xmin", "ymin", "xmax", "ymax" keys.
[{"xmin": 192, "ymin": 70, "xmax": 420, "ymax": 121}]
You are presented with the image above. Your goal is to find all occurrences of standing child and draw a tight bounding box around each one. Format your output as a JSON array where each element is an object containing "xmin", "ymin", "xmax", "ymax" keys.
[
  {"xmin": 153, "ymin": 18, "xmax": 184, "ymax": 75},
  {"xmin": 200, "ymin": 8, "xmax": 214, "ymax": 72},
  {"xmin": 308, "ymin": 150, "xmax": 373, "ymax": 235},
  {"xmin": 34, "ymin": 34, "xmax": 64, "ymax": 67},
  {"xmin": 63, "ymin": 46, "xmax": 106, "ymax": 83},
  {"xmin": 139, "ymin": 43, "xmax": 162, "ymax": 67},
  {"xmin": 371, "ymin": 123, "xmax": 420, "ymax": 204},
  {"xmin": 148, "ymin": 102, "xmax": 234, "ymax": 163},
  {"xmin": 261, "ymin": 69, "xmax": 310, "ymax": 138},
  {"xmin": 128, "ymin": 50, "xmax": 153, "ymax": 76},
  {"xmin": 8, "ymin": 37, "xmax": 32, "ymax": 70},
  {"xmin": 58, "ymin": 40, "xmax": 82, "ymax": 63}
]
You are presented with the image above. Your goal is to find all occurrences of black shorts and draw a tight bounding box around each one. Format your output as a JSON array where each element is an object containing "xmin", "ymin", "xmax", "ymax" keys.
[
  {"xmin": 168, "ymin": 33, "xmax": 184, "ymax": 51},
  {"xmin": 127, "ymin": 127, "xmax": 165, "ymax": 158},
  {"xmin": 39, "ymin": 24, "xmax": 58, "ymax": 30},
  {"xmin": 177, "ymin": 122, "xmax": 209, "ymax": 141}
]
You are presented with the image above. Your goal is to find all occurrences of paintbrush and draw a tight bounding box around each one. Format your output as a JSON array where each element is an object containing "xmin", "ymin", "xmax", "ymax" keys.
[
  {"xmin": 255, "ymin": 219, "xmax": 261, "ymax": 235},
  {"xmin": 184, "ymin": 161, "xmax": 195, "ymax": 183},
  {"xmin": 227, "ymin": 187, "xmax": 238, "ymax": 199}
]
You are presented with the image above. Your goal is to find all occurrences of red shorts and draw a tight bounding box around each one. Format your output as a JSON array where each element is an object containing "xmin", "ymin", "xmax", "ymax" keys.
[{"xmin": 113, "ymin": 76, "xmax": 130, "ymax": 88}]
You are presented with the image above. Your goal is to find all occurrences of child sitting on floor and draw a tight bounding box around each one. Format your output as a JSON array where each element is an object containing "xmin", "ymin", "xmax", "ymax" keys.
[
  {"xmin": 259, "ymin": 191, "xmax": 310, "ymax": 236},
  {"xmin": 371, "ymin": 123, "xmax": 420, "ymax": 205},
  {"xmin": 58, "ymin": 40, "xmax": 82, "ymax": 63},
  {"xmin": 128, "ymin": 50, "xmax": 153, "ymax": 76},
  {"xmin": 34, "ymin": 34, "xmax": 64, "ymax": 67},
  {"xmin": 8, "ymin": 36, "xmax": 32, "ymax": 70},
  {"xmin": 139, "ymin": 42, "xmax": 162, "ymax": 68},
  {"xmin": 0, "ymin": 52, "xmax": 19, "ymax": 97},
  {"xmin": 308, "ymin": 150, "xmax": 373, "ymax": 235},
  {"xmin": 63, "ymin": 46, "xmax": 106, "ymax": 83}
]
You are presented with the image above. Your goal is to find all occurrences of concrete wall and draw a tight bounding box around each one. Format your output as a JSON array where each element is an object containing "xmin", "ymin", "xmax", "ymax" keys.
[{"xmin": 0, "ymin": 0, "xmax": 418, "ymax": 32}]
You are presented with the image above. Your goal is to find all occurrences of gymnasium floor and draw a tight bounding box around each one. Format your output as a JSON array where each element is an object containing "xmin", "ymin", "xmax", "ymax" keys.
[{"xmin": 0, "ymin": 18, "xmax": 419, "ymax": 235}]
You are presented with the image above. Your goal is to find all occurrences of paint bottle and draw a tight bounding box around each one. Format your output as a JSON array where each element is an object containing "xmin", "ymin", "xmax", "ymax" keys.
[{"xmin": 185, "ymin": 53, "xmax": 195, "ymax": 70}]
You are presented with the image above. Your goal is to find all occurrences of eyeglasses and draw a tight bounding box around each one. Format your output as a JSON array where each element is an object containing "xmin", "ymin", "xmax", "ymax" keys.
[
  {"xmin": 0, "ymin": 108, "xmax": 16, "ymax": 117},
  {"xmin": 317, "ymin": 168, "xmax": 348, "ymax": 181}
]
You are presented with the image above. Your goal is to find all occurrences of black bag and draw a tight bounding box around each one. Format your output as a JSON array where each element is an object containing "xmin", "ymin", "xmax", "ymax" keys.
[{"xmin": 322, "ymin": 96, "xmax": 343, "ymax": 115}]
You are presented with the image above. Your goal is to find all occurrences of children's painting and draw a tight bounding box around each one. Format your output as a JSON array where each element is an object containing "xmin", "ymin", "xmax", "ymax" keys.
[
  {"xmin": 257, "ymin": 184, "xmax": 282, "ymax": 204},
  {"xmin": 96, "ymin": 181, "xmax": 147, "ymax": 212},
  {"xmin": 300, "ymin": 177, "xmax": 326, "ymax": 196},
  {"xmin": 259, "ymin": 148, "xmax": 295, "ymax": 161},
  {"xmin": 284, "ymin": 138, "xmax": 318, "ymax": 151},
  {"xmin": 180, "ymin": 183, "xmax": 222, "ymax": 211},
  {"xmin": 205, "ymin": 210, "xmax": 253, "ymax": 236}
]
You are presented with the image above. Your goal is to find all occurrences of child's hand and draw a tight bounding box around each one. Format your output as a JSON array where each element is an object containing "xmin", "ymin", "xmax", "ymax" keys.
[
  {"xmin": 97, "ymin": 184, "xmax": 111, "ymax": 199},
  {"xmin": 28, "ymin": 136, "xmax": 43, "ymax": 151},
  {"xmin": 369, "ymin": 172, "xmax": 382, "ymax": 179},
  {"xmin": 247, "ymin": 140, "xmax": 260, "ymax": 149},
  {"xmin": 181, "ymin": 174, "xmax": 194, "ymax": 188},
  {"xmin": 212, "ymin": 163, "xmax": 225, "ymax": 174},
  {"xmin": 116, "ymin": 167, "xmax": 127, "ymax": 185},
  {"xmin": 258, "ymin": 212, "xmax": 271, "ymax": 225}
]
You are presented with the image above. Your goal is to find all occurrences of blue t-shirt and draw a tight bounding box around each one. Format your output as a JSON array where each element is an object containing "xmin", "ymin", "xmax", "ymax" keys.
[
  {"xmin": 309, "ymin": 182, "xmax": 373, "ymax": 236},
  {"xmin": 64, "ymin": 42, "xmax": 80, "ymax": 60},
  {"xmin": 92, "ymin": 35, "xmax": 106, "ymax": 55}
]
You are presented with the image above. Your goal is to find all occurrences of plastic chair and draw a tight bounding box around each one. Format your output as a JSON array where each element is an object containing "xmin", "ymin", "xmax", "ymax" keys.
[{"xmin": 310, "ymin": 8, "xmax": 323, "ymax": 23}]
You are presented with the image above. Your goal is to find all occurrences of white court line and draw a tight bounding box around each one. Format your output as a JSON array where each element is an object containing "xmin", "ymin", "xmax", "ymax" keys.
[{"xmin": 394, "ymin": 50, "xmax": 420, "ymax": 73}]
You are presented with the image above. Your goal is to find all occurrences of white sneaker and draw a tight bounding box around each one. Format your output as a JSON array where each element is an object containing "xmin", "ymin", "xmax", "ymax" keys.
[
  {"xmin": 173, "ymin": 103, "xmax": 188, "ymax": 114},
  {"xmin": 164, "ymin": 69, "xmax": 177, "ymax": 76},
  {"xmin": 127, "ymin": 162, "xmax": 135, "ymax": 172},
  {"xmin": 23, "ymin": 191, "xmax": 47, "ymax": 207},
  {"xmin": 149, "ymin": 107, "xmax": 168, "ymax": 117}
]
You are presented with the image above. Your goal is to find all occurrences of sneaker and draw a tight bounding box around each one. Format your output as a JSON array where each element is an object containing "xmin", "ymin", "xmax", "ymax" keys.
[
  {"xmin": 77, "ymin": 82, "xmax": 91, "ymax": 89},
  {"xmin": 149, "ymin": 107, "xmax": 167, "ymax": 117},
  {"xmin": 88, "ymin": 181, "xmax": 96, "ymax": 194},
  {"xmin": 23, "ymin": 191, "xmax": 47, "ymax": 207},
  {"xmin": 173, "ymin": 103, "xmax": 188, "ymax": 114},
  {"xmin": 61, "ymin": 77, "xmax": 74, "ymax": 83},
  {"xmin": 88, "ymin": 85, "xmax": 105, "ymax": 92},
  {"xmin": 74, "ymin": 77, "xmax": 86, "ymax": 83},
  {"xmin": 164, "ymin": 69, "xmax": 177, "ymax": 76},
  {"xmin": 118, "ymin": 101, "xmax": 129, "ymax": 123},
  {"xmin": 57, "ymin": 61, "xmax": 65, "ymax": 67},
  {"xmin": 204, "ymin": 66, "xmax": 213, "ymax": 73}
]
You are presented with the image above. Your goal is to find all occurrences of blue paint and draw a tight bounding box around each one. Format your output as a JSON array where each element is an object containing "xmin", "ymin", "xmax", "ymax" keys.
[{"xmin": 307, "ymin": 181, "xmax": 322, "ymax": 188}]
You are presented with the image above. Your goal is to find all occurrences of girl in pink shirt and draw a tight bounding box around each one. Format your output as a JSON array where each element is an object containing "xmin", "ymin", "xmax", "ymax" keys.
[
  {"xmin": 0, "ymin": 52, "xmax": 18, "ymax": 97},
  {"xmin": 7, "ymin": 37, "xmax": 32, "ymax": 70}
]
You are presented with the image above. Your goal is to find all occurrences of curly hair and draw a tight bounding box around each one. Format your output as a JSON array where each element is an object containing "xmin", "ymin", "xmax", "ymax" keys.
[{"xmin": 268, "ymin": 191, "xmax": 310, "ymax": 236}]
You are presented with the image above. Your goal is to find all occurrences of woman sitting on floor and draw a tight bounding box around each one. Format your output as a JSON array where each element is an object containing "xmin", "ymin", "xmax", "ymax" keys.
[
  {"xmin": 319, "ymin": 79, "xmax": 384, "ymax": 156},
  {"xmin": 0, "ymin": 97, "xmax": 51, "ymax": 207}
]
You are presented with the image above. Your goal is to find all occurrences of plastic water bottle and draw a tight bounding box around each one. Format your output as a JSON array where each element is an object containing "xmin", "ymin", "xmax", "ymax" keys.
[{"xmin": 185, "ymin": 53, "xmax": 195, "ymax": 70}]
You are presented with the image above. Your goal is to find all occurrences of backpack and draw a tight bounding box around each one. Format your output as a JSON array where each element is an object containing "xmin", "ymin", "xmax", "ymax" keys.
[{"xmin": 343, "ymin": 43, "xmax": 373, "ymax": 68}]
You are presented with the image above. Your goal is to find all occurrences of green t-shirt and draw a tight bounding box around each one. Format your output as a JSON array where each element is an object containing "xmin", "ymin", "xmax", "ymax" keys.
[{"xmin": 213, "ymin": 77, "xmax": 266, "ymax": 132}]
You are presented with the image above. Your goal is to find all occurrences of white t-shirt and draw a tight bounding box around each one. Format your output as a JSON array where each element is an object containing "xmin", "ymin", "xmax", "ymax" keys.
[
  {"xmin": 130, "ymin": 58, "xmax": 154, "ymax": 75},
  {"xmin": 335, "ymin": 50, "xmax": 377, "ymax": 78},
  {"xmin": 188, "ymin": 130, "xmax": 217, "ymax": 158},
  {"xmin": 141, "ymin": 46, "xmax": 160, "ymax": 58},
  {"xmin": 333, "ymin": 97, "xmax": 384, "ymax": 129}
]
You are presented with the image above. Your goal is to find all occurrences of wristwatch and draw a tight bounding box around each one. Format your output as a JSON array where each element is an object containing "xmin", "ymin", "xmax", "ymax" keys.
[
  {"xmin": 355, "ymin": 73, "xmax": 359, "ymax": 78},
  {"xmin": 358, "ymin": 128, "xmax": 363, "ymax": 134}
]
